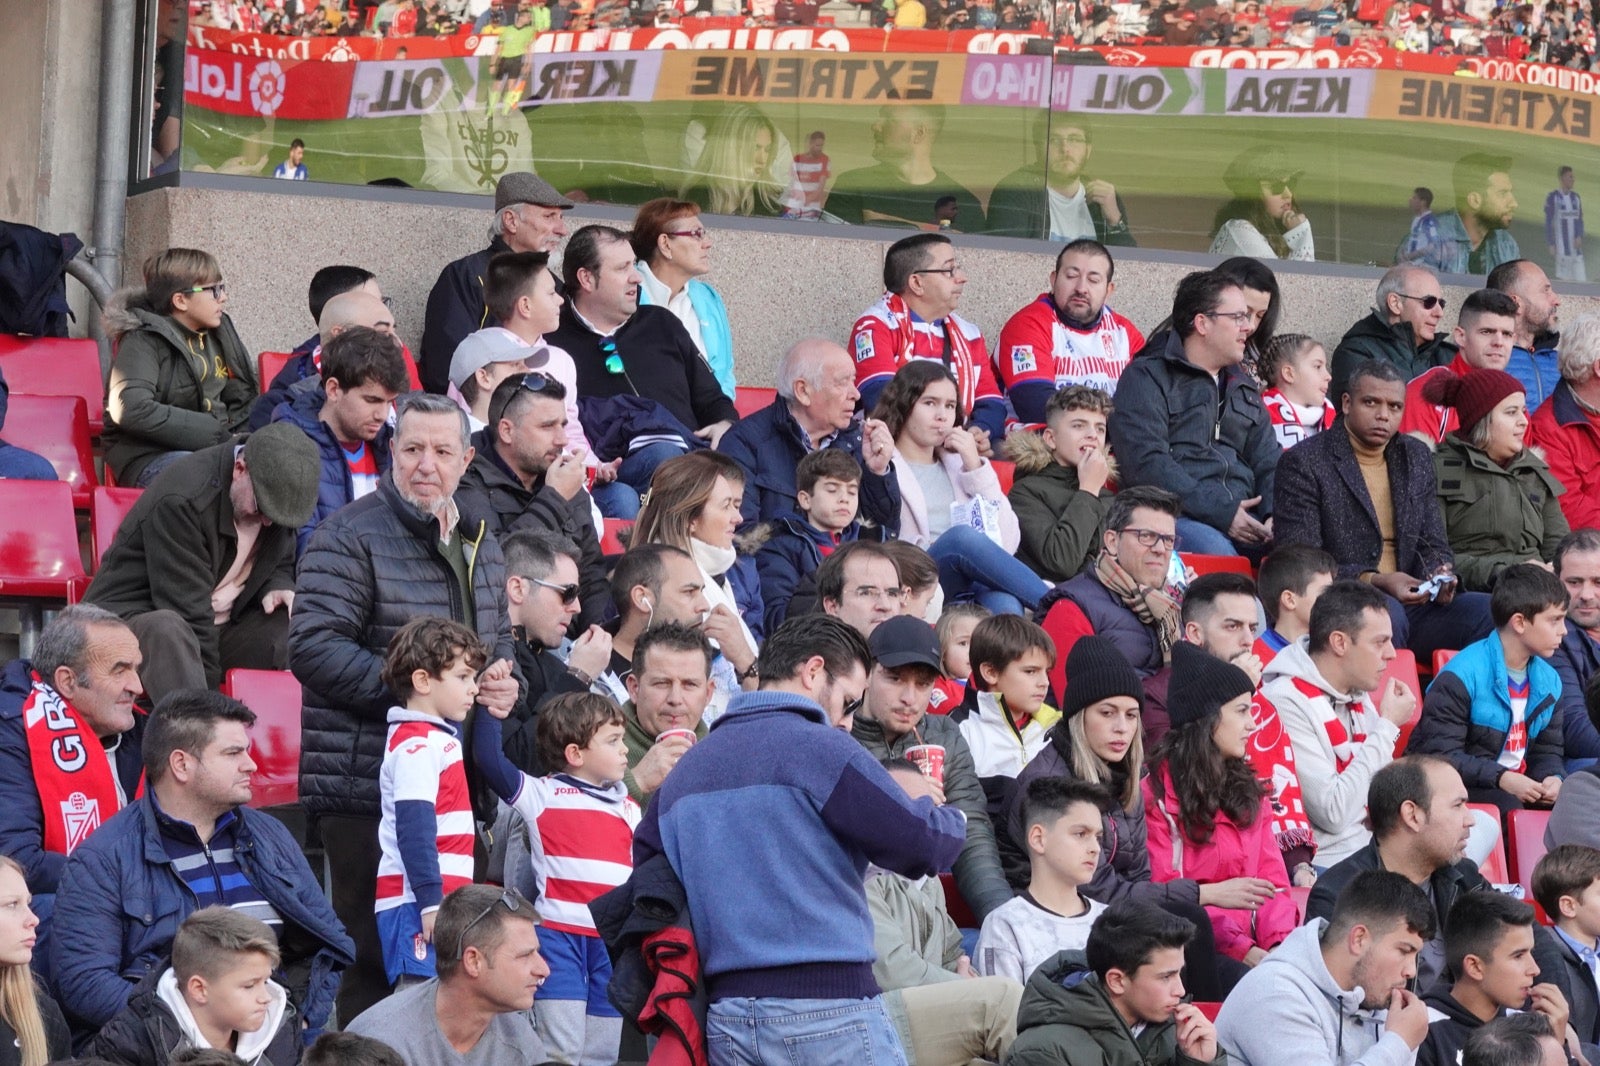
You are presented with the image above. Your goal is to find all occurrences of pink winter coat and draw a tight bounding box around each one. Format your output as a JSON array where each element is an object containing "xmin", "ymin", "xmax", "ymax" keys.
[{"xmin": 1141, "ymin": 766, "xmax": 1296, "ymax": 961}]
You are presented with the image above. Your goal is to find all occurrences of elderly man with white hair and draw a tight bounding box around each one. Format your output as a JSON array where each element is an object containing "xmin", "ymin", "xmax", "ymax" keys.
[
  {"xmin": 1329, "ymin": 263, "xmax": 1457, "ymax": 401},
  {"xmin": 717, "ymin": 337, "xmax": 902, "ymax": 533},
  {"xmin": 1530, "ymin": 313, "xmax": 1600, "ymax": 532}
]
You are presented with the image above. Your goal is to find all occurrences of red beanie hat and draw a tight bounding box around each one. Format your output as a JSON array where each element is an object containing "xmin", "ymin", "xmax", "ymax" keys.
[{"xmin": 1420, "ymin": 368, "xmax": 1526, "ymax": 434}]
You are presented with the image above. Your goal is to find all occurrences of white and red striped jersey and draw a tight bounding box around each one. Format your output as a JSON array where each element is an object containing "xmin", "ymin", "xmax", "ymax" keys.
[
  {"xmin": 375, "ymin": 710, "xmax": 475, "ymax": 913},
  {"xmin": 510, "ymin": 774, "xmax": 640, "ymax": 936}
]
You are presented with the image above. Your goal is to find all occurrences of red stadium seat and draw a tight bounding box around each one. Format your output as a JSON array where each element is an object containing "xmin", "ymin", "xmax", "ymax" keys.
[
  {"xmin": 1377, "ymin": 649, "xmax": 1422, "ymax": 755},
  {"xmin": 1468, "ymin": 803, "xmax": 1510, "ymax": 883},
  {"xmin": 1193, "ymin": 1002, "xmax": 1223, "ymax": 1022},
  {"xmin": 0, "ymin": 480, "xmax": 89, "ymax": 654},
  {"xmin": 258, "ymin": 351, "xmax": 295, "ymax": 394},
  {"xmin": 601, "ymin": 518, "xmax": 631, "ymax": 556},
  {"xmin": 91, "ymin": 486, "xmax": 142, "ymax": 569},
  {"xmin": 1288, "ymin": 884, "xmax": 1311, "ymax": 923},
  {"xmin": 1433, "ymin": 649, "xmax": 1458, "ymax": 675},
  {"xmin": 222, "ymin": 669, "xmax": 302, "ymax": 809},
  {"xmin": 2, "ymin": 395, "xmax": 97, "ymax": 508},
  {"xmin": 939, "ymin": 871, "xmax": 979, "ymax": 929},
  {"xmin": 734, "ymin": 386, "xmax": 776, "ymax": 419},
  {"xmin": 1181, "ymin": 553, "xmax": 1253, "ymax": 578},
  {"xmin": 991, "ymin": 459, "xmax": 1015, "ymax": 494},
  {"xmin": 0, "ymin": 335, "xmax": 105, "ymax": 434},
  {"xmin": 1508, "ymin": 808, "xmax": 1552, "ymax": 901}
]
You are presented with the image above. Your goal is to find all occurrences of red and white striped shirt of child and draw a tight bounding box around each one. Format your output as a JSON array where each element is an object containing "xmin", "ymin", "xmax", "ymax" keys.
[{"xmin": 375, "ymin": 708, "xmax": 476, "ymax": 914}]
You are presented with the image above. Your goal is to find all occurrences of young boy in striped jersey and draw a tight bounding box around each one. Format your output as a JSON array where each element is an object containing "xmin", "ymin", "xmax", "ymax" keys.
[
  {"xmin": 375, "ymin": 617, "xmax": 488, "ymax": 989},
  {"xmin": 473, "ymin": 690, "xmax": 640, "ymax": 1065}
]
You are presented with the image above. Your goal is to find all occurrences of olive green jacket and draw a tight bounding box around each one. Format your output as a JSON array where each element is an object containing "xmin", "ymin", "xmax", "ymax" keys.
[{"xmin": 1433, "ymin": 434, "xmax": 1568, "ymax": 592}]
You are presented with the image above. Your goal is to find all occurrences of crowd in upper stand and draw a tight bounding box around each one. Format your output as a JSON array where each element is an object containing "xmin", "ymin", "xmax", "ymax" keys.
[{"xmin": 11, "ymin": 168, "xmax": 1600, "ymax": 1066}]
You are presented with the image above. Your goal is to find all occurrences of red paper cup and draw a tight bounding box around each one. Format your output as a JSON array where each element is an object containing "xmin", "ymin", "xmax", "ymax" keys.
[
  {"xmin": 656, "ymin": 728, "xmax": 696, "ymax": 746},
  {"xmin": 905, "ymin": 744, "xmax": 946, "ymax": 785}
]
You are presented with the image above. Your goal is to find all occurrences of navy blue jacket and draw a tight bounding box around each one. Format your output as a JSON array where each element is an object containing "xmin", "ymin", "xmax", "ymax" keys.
[
  {"xmin": 716, "ymin": 399, "xmax": 901, "ymax": 536},
  {"xmin": 719, "ymin": 554, "xmax": 767, "ymax": 647},
  {"xmin": 1553, "ymin": 624, "xmax": 1600, "ymax": 767},
  {"xmin": 754, "ymin": 514, "xmax": 859, "ymax": 634},
  {"xmin": 419, "ymin": 238, "xmax": 508, "ymax": 395},
  {"xmin": 270, "ymin": 378, "xmax": 394, "ymax": 557},
  {"xmin": 0, "ymin": 659, "xmax": 144, "ymax": 904},
  {"xmin": 48, "ymin": 794, "xmax": 354, "ymax": 1037}
]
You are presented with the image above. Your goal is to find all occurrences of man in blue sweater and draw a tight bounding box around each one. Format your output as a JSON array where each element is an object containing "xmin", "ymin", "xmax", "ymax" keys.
[{"xmin": 633, "ymin": 613, "xmax": 967, "ymax": 1065}]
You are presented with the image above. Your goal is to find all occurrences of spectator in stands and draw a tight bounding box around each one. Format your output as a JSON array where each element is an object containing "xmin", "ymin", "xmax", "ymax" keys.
[
  {"xmin": 1417, "ymin": 893, "xmax": 1572, "ymax": 1066},
  {"xmin": 995, "ymin": 240, "xmax": 1143, "ymax": 430},
  {"xmin": 886, "ymin": 540, "xmax": 943, "ymax": 622},
  {"xmin": 1006, "ymin": 385, "xmax": 1113, "ymax": 584},
  {"xmin": 851, "ymin": 615, "xmax": 1011, "ymax": 923},
  {"xmin": 345, "ymin": 886, "xmax": 549, "ymax": 1066},
  {"xmin": 1166, "ymin": 573, "xmax": 1265, "ymax": 719},
  {"xmin": 1038, "ymin": 485, "xmax": 1182, "ymax": 701},
  {"xmin": 1258, "ymin": 334, "xmax": 1335, "ymax": 451},
  {"xmin": 454, "ymin": 372, "xmax": 609, "ymax": 631},
  {"xmin": 1217, "ymin": 869, "xmax": 1434, "ymax": 1066},
  {"xmin": 480, "ymin": 251, "xmax": 631, "ymax": 521},
  {"xmin": 1110, "ymin": 270, "xmax": 1280, "ymax": 558},
  {"xmin": 631, "ymin": 613, "xmax": 967, "ymax": 1064},
  {"xmin": 1208, "ymin": 145, "xmax": 1315, "ymax": 261},
  {"xmin": 85, "ymin": 425, "xmax": 319, "ymax": 705},
  {"xmin": 1531, "ymin": 315, "xmax": 1600, "ymax": 531},
  {"xmin": 290, "ymin": 392, "xmax": 523, "ymax": 1022},
  {"xmin": 1402, "ymin": 289, "xmax": 1519, "ymax": 445},
  {"xmin": 978, "ymin": 777, "xmax": 1109, "ymax": 985},
  {"xmin": 304, "ymin": 1032, "xmax": 403, "ymax": 1066},
  {"xmin": 875, "ymin": 362, "xmax": 1047, "ymax": 616},
  {"xmin": 1257, "ymin": 580, "xmax": 1416, "ymax": 871},
  {"xmin": 1428, "ymin": 369, "xmax": 1569, "ymax": 590},
  {"xmin": 1462, "ymin": 1013, "xmax": 1568, "ymax": 1066},
  {"xmin": 850, "ymin": 233, "xmax": 1005, "ymax": 446},
  {"xmin": 827, "ymin": 106, "xmax": 986, "ymax": 234},
  {"xmin": 1212, "ymin": 256, "xmax": 1283, "ymax": 387},
  {"xmin": 0, "ymin": 605, "xmax": 143, "ymax": 919},
  {"xmin": 1410, "ymin": 564, "xmax": 1569, "ymax": 816},
  {"xmin": 51, "ymin": 690, "xmax": 353, "ymax": 1038},
  {"xmin": 678, "ymin": 105, "xmax": 787, "ymax": 220},
  {"xmin": 631, "ymin": 199, "xmax": 735, "ymax": 400},
  {"xmin": 1274, "ymin": 357, "xmax": 1495, "ymax": 664},
  {"xmin": 0, "ymin": 365, "xmax": 56, "ymax": 482},
  {"xmin": 1398, "ymin": 186, "xmax": 1445, "ymax": 267},
  {"xmin": 1531, "ymin": 844, "xmax": 1600, "ymax": 1047},
  {"xmin": 447, "ymin": 329, "xmax": 541, "ymax": 436},
  {"xmin": 818, "ymin": 540, "xmax": 904, "ymax": 639},
  {"xmin": 105, "ymin": 249, "xmax": 258, "ymax": 488},
  {"xmin": 270, "ymin": 325, "xmax": 408, "ymax": 556},
  {"xmin": 1547, "ymin": 166, "xmax": 1586, "ymax": 283},
  {"xmin": 87, "ymin": 907, "xmax": 299, "ymax": 1066},
  {"xmin": 987, "ymin": 115, "xmax": 1136, "ymax": 246},
  {"xmin": 930, "ymin": 603, "xmax": 986, "ymax": 714},
  {"xmin": 1329, "ymin": 264, "xmax": 1454, "ymax": 404},
  {"xmin": 755, "ymin": 449, "xmax": 867, "ymax": 634},
  {"xmin": 603, "ymin": 545, "xmax": 711, "ymax": 701},
  {"xmin": 0, "ymin": 855, "xmax": 68, "ymax": 1066},
  {"xmin": 548, "ymin": 226, "xmax": 737, "ymax": 497},
  {"xmin": 953, "ymin": 614, "xmax": 1060, "ymax": 829},
  {"xmin": 716, "ymin": 336, "xmax": 900, "ymax": 533},
  {"xmin": 295, "ymin": 266, "xmax": 386, "ymax": 357},
  {"xmin": 1432, "ymin": 154, "xmax": 1522, "ymax": 277},
  {"xmin": 1552, "ymin": 531, "xmax": 1600, "ymax": 770},
  {"xmin": 420, "ymin": 172, "xmax": 572, "ymax": 394},
  {"xmin": 620, "ymin": 622, "xmax": 713, "ymax": 808},
  {"xmin": 1255, "ymin": 544, "xmax": 1337, "ymax": 662},
  {"xmin": 1488, "ymin": 259, "xmax": 1564, "ymax": 411},
  {"xmin": 867, "ymin": 758, "xmax": 1023, "ymax": 1066},
  {"xmin": 781, "ymin": 131, "xmax": 830, "ymax": 222},
  {"xmin": 1006, "ymin": 900, "xmax": 1223, "ymax": 1066}
]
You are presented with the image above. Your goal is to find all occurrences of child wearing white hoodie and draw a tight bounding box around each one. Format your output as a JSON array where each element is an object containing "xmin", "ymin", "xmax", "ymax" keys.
[{"xmin": 88, "ymin": 907, "xmax": 299, "ymax": 1066}]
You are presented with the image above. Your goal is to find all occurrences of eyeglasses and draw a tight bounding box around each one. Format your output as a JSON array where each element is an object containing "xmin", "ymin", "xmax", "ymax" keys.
[
  {"xmin": 599, "ymin": 337, "xmax": 624, "ymax": 376},
  {"xmin": 848, "ymin": 585, "xmax": 904, "ymax": 603},
  {"xmin": 912, "ymin": 264, "xmax": 962, "ymax": 277},
  {"xmin": 1203, "ymin": 310, "xmax": 1256, "ymax": 329},
  {"xmin": 1397, "ymin": 292, "xmax": 1447, "ymax": 311},
  {"xmin": 186, "ymin": 282, "xmax": 227, "ymax": 299},
  {"xmin": 1117, "ymin": 527, "xmax": 1178, "ymax": 550},
  {"xmin": 452, "ymin": 889, "xmax": 521, "ymax": 960},
  {"xmin": 530, "ymin": 577, "xmax": 581, "ymax": 605},
  {"xmin": 666, "ymin": 228, "xmax": 709, "ymax": 241}
]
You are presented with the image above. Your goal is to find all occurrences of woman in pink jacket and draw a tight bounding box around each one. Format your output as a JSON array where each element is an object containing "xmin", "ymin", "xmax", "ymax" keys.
[{"xmin": 1143, "ymin": 643, "xmax": 1297, "ymax": 966}]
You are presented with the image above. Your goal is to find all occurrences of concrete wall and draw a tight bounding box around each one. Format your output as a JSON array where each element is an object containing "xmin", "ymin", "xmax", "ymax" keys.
[{"xmin": 127, "ymin": 181, "xmax": 1600, "ymax": 390}]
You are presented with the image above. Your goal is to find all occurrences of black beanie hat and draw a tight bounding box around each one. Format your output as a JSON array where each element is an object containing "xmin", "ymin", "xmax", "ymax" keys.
[
  {"xmin": 1166, "ymin": 641, "xmax": 1255, "ymax": 730},
  {"xmin": 1063, "ymin": 636, "xmax": 1145, "ymax": 719}
]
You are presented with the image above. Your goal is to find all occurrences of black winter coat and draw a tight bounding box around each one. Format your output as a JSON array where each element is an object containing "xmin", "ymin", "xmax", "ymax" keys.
[
  {"xmin": 290, "ymin": 476, "xmax": 523, "ymax": 820},
  {"xmin": 419, "ymin": 237, "xmax": 508, "ymax": 395},
  {"xmin": 86, "ymin": 970, "xmax": 301, "ymax": 1066},
  {"xmin": 0, "ymin": 988, "xmax": 70, "ymax": 1066}
]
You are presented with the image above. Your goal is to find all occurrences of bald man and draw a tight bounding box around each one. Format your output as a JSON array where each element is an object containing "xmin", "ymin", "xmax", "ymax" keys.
[
  {"xmin": 716, "ymin": 337, "xmax": 901, "ymax": 535},
  {"xmin": 1330, "ymin": 264, "xmax": 1457, "ymax": 400},
  {"xmin": 251, "ymin": 288, "xmax": 413, "ymax": 429}
]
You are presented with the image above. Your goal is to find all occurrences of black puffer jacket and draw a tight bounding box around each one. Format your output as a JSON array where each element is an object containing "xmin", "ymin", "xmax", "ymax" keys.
[
  {"xmin": 290, "ymin": 475, "xmax": 523, "ymax": 820},
  {"xmin": 86, "ymin": 969, "xmax": 300, "ymax": 1066}
]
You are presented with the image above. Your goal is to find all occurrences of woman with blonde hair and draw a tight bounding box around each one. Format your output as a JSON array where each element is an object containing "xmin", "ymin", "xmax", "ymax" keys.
[
  {"xmin": 679, "ymin": 105, "xmax": 786, "ymax": 219},
  {"xmin": 630, "ymin": 451, "xmax": 763, "ymax": 720},
  {"xmin": 0, "ymin": 855, "xmax": 69, "ymax": 1066}
]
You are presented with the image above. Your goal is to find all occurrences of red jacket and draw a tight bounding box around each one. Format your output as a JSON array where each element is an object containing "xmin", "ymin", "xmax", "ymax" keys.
[{"xmin": 1529, "ymin": 380, "xmax": 1600, "ymax": 532}]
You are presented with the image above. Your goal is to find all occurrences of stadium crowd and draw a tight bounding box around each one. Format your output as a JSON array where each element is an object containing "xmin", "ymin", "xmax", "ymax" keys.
[{"xmin": 10, "ymin": 167, "xmax": 1600, "ymax": 1066}]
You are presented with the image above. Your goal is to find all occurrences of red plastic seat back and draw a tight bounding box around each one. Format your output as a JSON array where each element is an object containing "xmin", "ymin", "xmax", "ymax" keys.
[
  {"xmin": 733, "ymin": 386, "xmax": 776, "ymax": 419},
  {"xmin": 222, "ymin": 669, "xmax": 302, "ymax": 808},
  {"xmin": 601, "ymin": 519, "xmax": 631, "ymax": 556},
  {"xmin": 990, "ymin": 459, "xmax": 1015, "ymax": 494},
  {"xmin": 0, "ymin": 336, "xmax": 105, "ymax": 434},
  {"xmin": 2, "ymin": 395, "xmax": 96, "ymax": 508},
  {"xmin": 1468, "ymin": 802, "xmax": 1510, "ymax": 883},
  {"xmin": 1374, "ymin": 649, "xmax": 1422, "ymax": 755},
  {"xmin": 939, "ymin": 871, "xmax": 979, "ymax": 930},
  {"xmin": 1508, "ymin": 808, "xmax": 1552, "ymax": 899},
  {"xmin": 0, "ymin": 480, "xmax": 88, "ymax": 600},
  {"xmin": 1180, "ymin": 553, "xmax": 1254, "ymax": 578},
  {"xmin": 258, "ymin": 352, "xmax": 295, "ymax": 394},
  {"xmin": 1433, "ymin": 649, "xmax": 1459, "ymax": 675},
  {"xmin": 91, "ymin": 487, "xmax": 143, "ymax": 568}
]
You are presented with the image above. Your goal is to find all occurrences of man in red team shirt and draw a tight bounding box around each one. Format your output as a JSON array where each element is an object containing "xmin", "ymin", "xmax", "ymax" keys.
[{"xmin": 996, "ymin": 239, "xmax": 1143, "ymax": 432}]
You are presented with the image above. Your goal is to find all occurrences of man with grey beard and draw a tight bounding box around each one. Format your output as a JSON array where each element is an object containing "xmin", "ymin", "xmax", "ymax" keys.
[{"xmin": 290, "ymin": 391, "xmax": 525, "ymax": 1023}]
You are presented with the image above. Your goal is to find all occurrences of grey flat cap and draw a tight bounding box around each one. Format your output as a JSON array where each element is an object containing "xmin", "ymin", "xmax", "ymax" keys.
[{"xmin": 495, "ymin": 172, "xmax": 575, "ymax": 212}]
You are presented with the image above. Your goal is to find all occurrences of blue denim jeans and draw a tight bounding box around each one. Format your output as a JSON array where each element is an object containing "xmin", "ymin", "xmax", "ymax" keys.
[
  {"xmin": 1175, "ymin": 517, "xmax": 1239, "ymax": 556},
  {"xmin": 590, "ymin": 478, "xmax": 641, "ymax": 520},
  {"xmin": 616, "ymin": 442, "xmax": 688, "ymax": 497},
  {"xmin": 927, "ymin": 524, "xmax": 1050, "ymax": 616},
  {"xmin": 707, "ymin": 996, "xmax": 908, "ymax": 1066}
]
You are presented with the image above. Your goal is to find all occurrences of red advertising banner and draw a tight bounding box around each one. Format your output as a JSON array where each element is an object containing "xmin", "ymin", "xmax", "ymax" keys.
[{"xmin": 183, "ymin": 51, "xmax": 356, "ymax": 119}]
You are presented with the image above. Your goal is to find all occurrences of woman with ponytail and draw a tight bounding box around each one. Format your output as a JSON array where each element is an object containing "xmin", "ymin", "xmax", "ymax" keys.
[{"xmin": 0, "ymin": 855, "xmax": 69, "ymax": 1066}]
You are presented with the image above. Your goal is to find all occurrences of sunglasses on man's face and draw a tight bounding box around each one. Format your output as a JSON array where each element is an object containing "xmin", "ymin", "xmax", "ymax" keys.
[{"xmin": 529, "ymin": 576, "xmax": 581, "ymax": 605}]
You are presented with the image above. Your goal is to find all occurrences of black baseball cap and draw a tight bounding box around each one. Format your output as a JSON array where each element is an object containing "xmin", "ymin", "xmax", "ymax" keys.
[{"xmin": 868, "ymin": 615, "xmax": 944, "ymax": 674}]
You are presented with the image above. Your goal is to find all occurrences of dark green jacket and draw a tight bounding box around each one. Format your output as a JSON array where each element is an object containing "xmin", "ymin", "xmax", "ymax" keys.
[
  {"xmin": 105, "ymin": 292, "xmax": 257, "ymax": 485},
  {"xmin": 1005, "ymin": 952, "xmax": 1227, "ymax": 1066},
  {"xmin": 1433, "ymin": 435, "xmax": 1569, "ymax": 591},
  {"xmin": 1007, "ymin": 431, "xmax": 1112, "ymax": 583},
  {"xmin": 1329, "ymin": 310, "xmax": 1455, "ymax": 402}
]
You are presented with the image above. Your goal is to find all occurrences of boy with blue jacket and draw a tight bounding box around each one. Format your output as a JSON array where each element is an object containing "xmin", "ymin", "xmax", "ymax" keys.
[
  {"xmin": 1411, "ymin": 563, "xmax": 1570, "ymax": 816},
  {"xmin": 756, "ymin": 449, "xmax": 867, "ymax": 631}
]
